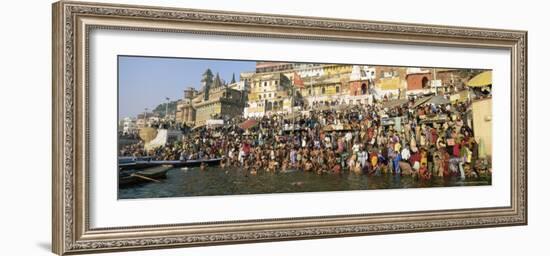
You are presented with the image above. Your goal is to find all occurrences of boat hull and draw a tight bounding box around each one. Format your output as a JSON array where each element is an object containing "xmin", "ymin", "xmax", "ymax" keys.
[
  {"xmin": 119, "ymin": 166, "xmax": 171, "ymax": 187},
  {"xmin": 118, "ymin": 158, "xmax": 223, "ymax": 170}
]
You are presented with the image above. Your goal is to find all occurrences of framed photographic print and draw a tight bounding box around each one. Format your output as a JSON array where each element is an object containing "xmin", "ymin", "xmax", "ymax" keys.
[{"xmin": 52, "ymin": 1, "xmax": 528, "ymax": 255}]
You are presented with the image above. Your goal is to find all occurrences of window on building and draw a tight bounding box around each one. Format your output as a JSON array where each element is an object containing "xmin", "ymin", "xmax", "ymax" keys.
[
  {"xmin": 336, "ymin": 86, "xmax": 340, "ymax": 93},
  {"xmin": 321, "ymin": 87, "xmax": 326, "ymax": 94},
  {"xmin": 264, "ymin": 82, "xmax": 267, "ymax": 86},
  {"xmin": 275, "ymin": 80, "xmax": 278, "ymax": 85},
  {"xmin": 422, "ymin": 77, "xmax": 430, "ymax": 89},
  {"xmin": 361, "ymin": 83, "xmax": 367, "ymax": 95}
]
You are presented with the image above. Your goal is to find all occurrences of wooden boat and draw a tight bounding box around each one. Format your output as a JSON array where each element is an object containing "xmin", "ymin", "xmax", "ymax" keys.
[
  {"xmin": 168, "ymin": 158, "xmax": 223, "ymax": 168},
  {"xmin": 118, "ymin": 156, "xmax": 155, "ymax": 170},
  {"xmin": 118, "ymin": 157, "xmax": 223, "ymax": 170},
  {"xmin": 119, "ymin": 165, "xmax": 171, "ymax": 187}
]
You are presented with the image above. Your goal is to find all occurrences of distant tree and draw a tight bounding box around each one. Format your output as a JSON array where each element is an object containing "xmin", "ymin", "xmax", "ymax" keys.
[
  {"xmin": 152, "ymin": 101, "xmax": 178, "ymax": 117},
  {"xmin": 230, "ymin": 72, "xmax": 236, "ymax": 84}
]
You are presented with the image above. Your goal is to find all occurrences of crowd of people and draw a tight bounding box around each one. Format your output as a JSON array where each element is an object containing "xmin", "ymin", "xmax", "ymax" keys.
[{"xmin": 119, "ymin": 95, "xmax": 492, "ymax": 180}]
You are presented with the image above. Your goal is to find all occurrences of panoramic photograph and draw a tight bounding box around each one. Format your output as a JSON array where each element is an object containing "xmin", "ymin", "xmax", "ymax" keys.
[{"xmin": 117, "ymin": 56, "xmax": 493, "ymax": 199}]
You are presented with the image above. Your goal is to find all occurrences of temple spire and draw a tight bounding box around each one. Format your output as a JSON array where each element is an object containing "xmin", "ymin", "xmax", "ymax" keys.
[
  {"xmin": 213, "ymin": 72, "xmax": 222, "ymax": 88},
  {"xmin": 202, "ymin": 68, "xmax": 213, "ymax": 100}
]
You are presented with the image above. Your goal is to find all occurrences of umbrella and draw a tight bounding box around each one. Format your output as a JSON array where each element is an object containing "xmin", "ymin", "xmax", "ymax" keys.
[
  {"xmin": 412, "ymin": 96, "xmax": 433, "ymax": 108},
  {"xmin": 138, "ymin": 127, "xmax": 157, "ymax": 143},
  {"xmin": 239, "ymin": 119, "xmax": 258, "ymax": 130},
  {"xmin": 467, "ymin": 71, "xmax": 492, "ymax": 87},
  {"xmin": 381, "ymin": 98, "xmax": 409, "ymax": 109},
  {"xmin": 426, "ymin": 95, "xmax": 450, "ymax": 105}
]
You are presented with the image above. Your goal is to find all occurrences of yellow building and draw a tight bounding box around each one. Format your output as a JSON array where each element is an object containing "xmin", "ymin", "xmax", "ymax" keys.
[
  {"xmin": 174, "ymin": 69, "xmax": 246, "ymax": 127},
  {"xmin": 372, "ymin": 66, "xmax": 408, "ymax": 99},
  {"xmin": 175, "ymin": 88, "xmax": 198, "ymax": 125},
  {"xmin": 378, "ymin": 77, "xmax": 405, "ymax": 90},
  {"xmin": 192, "ymin": 86, "xmax": 245, "ymax": 126},
  {"xmin": 322, "ymin": 64, "xmax": 353, "ymax": 77},
  {"xmin": 245, "ymin": 72, "xmax": 291, "ymax": 117},
  {"xmin": 299, "ymin": 75, "xmax": 345, "ymax": 97},
  {"xmin": 176, "ymin": 99, "xmax": 195, "ymax": 125}
]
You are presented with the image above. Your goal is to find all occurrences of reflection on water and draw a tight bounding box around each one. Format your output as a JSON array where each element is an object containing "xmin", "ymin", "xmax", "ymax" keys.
[{"xmin": 118, "ymin": 166, "xmax": 491, "ymax": 199}]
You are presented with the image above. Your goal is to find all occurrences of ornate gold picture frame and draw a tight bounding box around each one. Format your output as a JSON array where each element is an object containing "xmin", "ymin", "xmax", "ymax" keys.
[{"xmin": 52, "ymin": 1, "xmax": 527, "ymax": 255}]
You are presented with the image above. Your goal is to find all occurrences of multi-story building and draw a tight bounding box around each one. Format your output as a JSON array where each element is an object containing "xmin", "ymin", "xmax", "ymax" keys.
[
  {"xmin": 190, "ymin": 69, "xmax": 246, "ymax": 126},
  {"xmin": 372, "ymin": 66, "xmax": 408, "ymax": 99},
  {"xmin": 295, "ymin": 64, "xmax": 325, "ymax": 78},
  {"xmin": 245, "ymin": 72, "xmax": 292, "ymax": 117},
  {"xmin": 255, "ymin": 62, "xmax": 294, "ymax": 73},
  {"xmin": 406, "ymin": 68, "xmax": 433, "ymax": 96},
  {"xmin": 176, "ymin": 88, "xmax": 197, "ymax": 125},
  {"xmin": 227, "ymin": 80, "xmax": 249, "ymax": 92},
  {"xmin": 173, "ymin": 69, "xmax": 247, "ymax": 127},
  {"xmin": 193, "ymin": 88, "xmax": 245, "ymax": 126},
  {"xmin": 434, "ymin": 69, "xmax": 470, "ymax": 93},
  {"xmin": 348, "ymin": 65, "xmax": 376, "ymax": 96},
  {"xmin": 298, "ymin": 75, "xmax": 345, "ymax": 105},
  {"xmin": 120, "ymin": 117, "xmax": 138, "ymax": 135},
  {"xmin": 240, "ymin": 71, "xmax": 255, "ymax": 86},
  {"xmin": 294, "ymin": 65, "xmax": 375, "ymax": 108},
  {"xmin": 322, "ymin": 64, "xmax": 353, "ymax": 77},
  {"xmin": 405, "ymin": 68, "xmax": 470, "ymax": 96},
  {"xmin": 172, "ymin": 63, "xmax": 468, "ymax": 124}
]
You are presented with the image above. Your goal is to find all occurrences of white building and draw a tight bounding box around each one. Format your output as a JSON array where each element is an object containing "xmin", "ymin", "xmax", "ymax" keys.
[
  {"xmin": 295, "ymin": 65, "xmax": 325, "ymax": 78},
  {"xmin": 227, "ymin": 80, "xmax": 249, "ymax": 92},
  {"xmin": 121, "ymin": 117, "xmax": 138, "ymax": 135},
  {"xmin": 350, "ymin": 65, "xmax": 376, "ymax": 81}
]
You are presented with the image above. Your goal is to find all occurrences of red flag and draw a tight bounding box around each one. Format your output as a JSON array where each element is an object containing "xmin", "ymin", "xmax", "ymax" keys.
[{"xmin": 293, "ymin": 72, "xmax": 304, "ymax": 88}]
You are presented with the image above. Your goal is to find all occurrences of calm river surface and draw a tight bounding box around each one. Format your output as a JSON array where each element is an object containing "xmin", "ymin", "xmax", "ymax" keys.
[{"xmin": 118, "ymin": 166, "xmax": 491, "ymax": 199}]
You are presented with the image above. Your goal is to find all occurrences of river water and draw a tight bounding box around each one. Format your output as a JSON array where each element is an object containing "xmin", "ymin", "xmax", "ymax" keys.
[{"xmin": 118, "ymin": 166, "xmax": 491, "ymax": 199}]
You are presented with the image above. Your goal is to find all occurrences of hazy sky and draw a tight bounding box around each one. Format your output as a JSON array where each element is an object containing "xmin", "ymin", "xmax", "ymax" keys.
[{"xmin": 118, "ymin": 56, "xmax": 256, "ymax": 118}]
